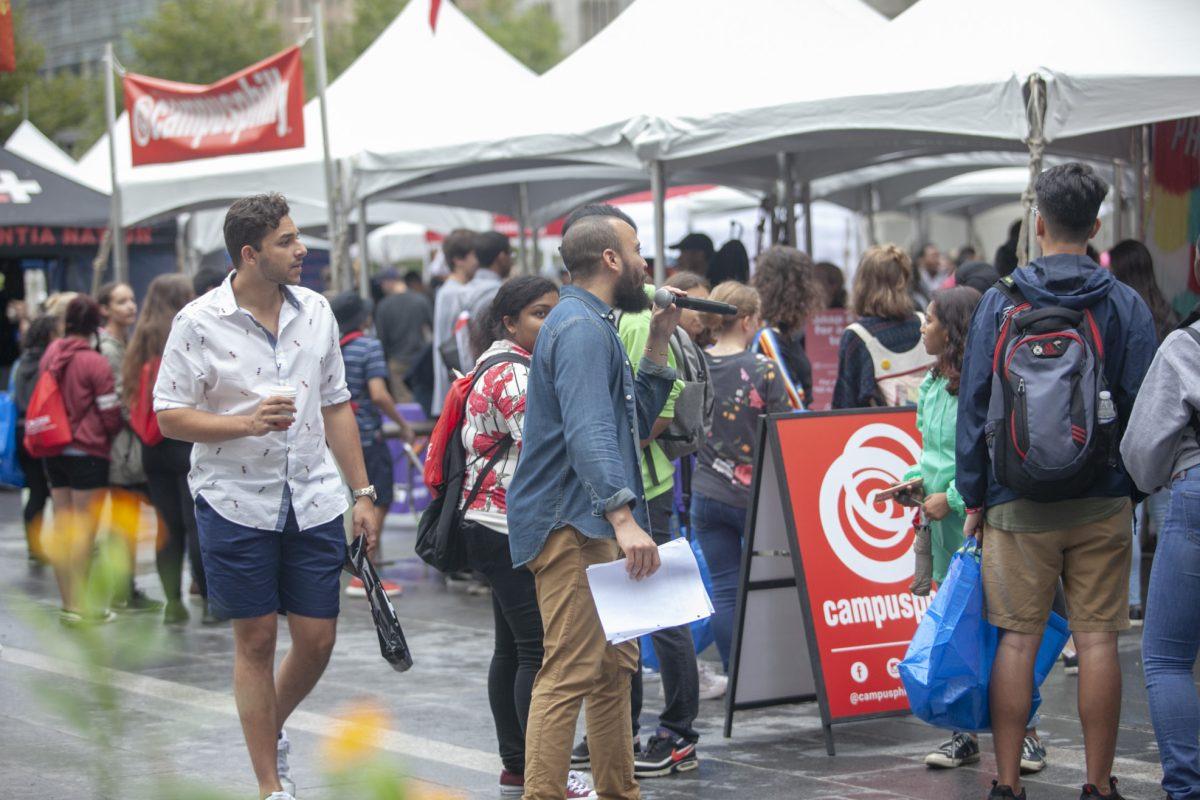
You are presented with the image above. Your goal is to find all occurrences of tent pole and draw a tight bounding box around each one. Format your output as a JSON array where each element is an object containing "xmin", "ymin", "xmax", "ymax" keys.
[
  {"xmin": 651, "ymin": 160, "xmax": 666, "ymax": 286},
  {"xmin": 1017, "ymin": 74, "xmax": 1047, "ymax": 267},
  {"xmin": 1135, "ymin": 125, "xmax": 1149, "ymax": 240},
  {"xmin": 312, "ymin": 0, "xmax": 341, "ymax": 292},
  {"xmin": 531, "ymin": 222, "xmax": 540, "ymax": 277},
  {"xmin": 801, "ymin": 180, "xmax": 813, "ymax": 254},
  {"xmin": 356, "ymin": 199, "xmax": 370, "ymax": 300},
  {"xmin": 1112, "ymin": 159, "xmax": 1125, "ymax": 244},
  {"xmin": 175, "ymin": 213, "xmax": 188, "ymax": 273},
  {"xmin": 517, "ymin": 183, "xmax": 531, "ymax": 276},
  {"xmin": 866, "ymin": 183, "xmax": 878, "ymax": 247},
  {"xmin": 104, "ymin": 42, "xmax": 128, "ymax": 286},
  {"xmin": 778, "ymin": 153, "xmax": 796, "ymax": 246}
]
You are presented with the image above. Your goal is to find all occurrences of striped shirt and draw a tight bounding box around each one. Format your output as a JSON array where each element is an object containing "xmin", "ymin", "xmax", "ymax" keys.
[{"xmin": 341, "ymin": 334, "xmax": 389, "ymax": 445}]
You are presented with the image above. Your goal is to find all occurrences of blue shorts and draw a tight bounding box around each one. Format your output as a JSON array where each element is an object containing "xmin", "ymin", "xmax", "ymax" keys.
[{"xmin": 195, "ymin": 495, "xmax": 347, "ymax": 620}]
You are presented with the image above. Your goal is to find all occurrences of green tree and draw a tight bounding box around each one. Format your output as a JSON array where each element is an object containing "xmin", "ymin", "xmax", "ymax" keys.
[
  {"xmin": 128, "ymin": 0, "xmax": 285, "ymax": 84},
  {"xmin": 464, "ymin": 0, "xmax": 563, "ymax": 74}
]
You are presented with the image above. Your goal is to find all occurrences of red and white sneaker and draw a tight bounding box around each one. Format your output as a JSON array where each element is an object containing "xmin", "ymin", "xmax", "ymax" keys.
[
  {"xmin": 498, "ymin": 768, "xmax": 524, "ymax": 796},
  {"xmin": 345, "ymin": 577, "xmax": 403, "ymax": 597}
]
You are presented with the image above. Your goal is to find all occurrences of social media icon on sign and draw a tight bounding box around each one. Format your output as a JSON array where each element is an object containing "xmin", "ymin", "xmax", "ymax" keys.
[
  {"xmin": 887, "ymin": 657, "xmax": 901, "ymax": 678},
  {"xmin": 851, "ymin": 661, "xmax": 869, "ymax": 684}
]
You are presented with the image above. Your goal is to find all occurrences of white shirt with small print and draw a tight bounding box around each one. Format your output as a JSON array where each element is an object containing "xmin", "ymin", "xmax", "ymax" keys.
[{"xmin": 154, "ymin": 272, "xmax": 352, "ymax": 532}]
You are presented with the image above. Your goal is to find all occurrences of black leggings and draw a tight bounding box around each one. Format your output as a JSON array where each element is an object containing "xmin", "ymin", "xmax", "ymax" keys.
[
  {"xmin": 142, "ymin": 439, "xmax": 205, "ymax": 601},
  {"xmin": 16, "ymin": 432, "xmax": 49, "ymax": 557},
  {"xmin": 464, "ymin": 520, "xmax": 545, "ymax": 774}
]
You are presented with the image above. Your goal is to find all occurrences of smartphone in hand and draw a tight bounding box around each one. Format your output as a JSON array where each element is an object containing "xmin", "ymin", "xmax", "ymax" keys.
[{"xmin": 874, "ymin": 476, "xmax": 924, "ymax": 507}]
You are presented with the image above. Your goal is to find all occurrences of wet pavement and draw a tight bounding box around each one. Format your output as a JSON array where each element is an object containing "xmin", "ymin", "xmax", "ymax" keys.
[{"xmin": 0, "ymin": 489, "xmax": 1182, "ymax": 799}]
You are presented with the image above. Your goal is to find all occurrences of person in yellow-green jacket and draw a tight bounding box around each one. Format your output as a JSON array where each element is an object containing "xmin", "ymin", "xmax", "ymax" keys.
[
  {"xmin": 569, "ymin": 281, "xmax": 704, "ymax": 778},
  {"xmin": 909, "ymin": 286, "xmax": 1050, "ymax": 776}
]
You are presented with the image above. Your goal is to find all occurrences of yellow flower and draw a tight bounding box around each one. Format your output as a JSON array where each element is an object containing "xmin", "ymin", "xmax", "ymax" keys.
[{"xmin": 321, "ymin": 702, "xmax": 389, "ymax": 771}]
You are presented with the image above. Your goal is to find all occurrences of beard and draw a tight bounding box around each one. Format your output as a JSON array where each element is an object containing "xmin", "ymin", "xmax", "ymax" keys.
[{"xmin": 613, "ymin": 265, "xmax": 651, "ymax": 313}]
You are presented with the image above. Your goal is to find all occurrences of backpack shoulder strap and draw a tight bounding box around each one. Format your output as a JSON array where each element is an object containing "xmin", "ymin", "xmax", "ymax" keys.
[
  {"xmin": 468, "ymin": 352, "xmax": 531, "ymax": 393},
  {"xmin": 996, "ymin": 275, "xmax": 1026, "ymax": 308},
  {"xmin": 754, "ymin": 327, "xmax": 804, "ymax": 409}
]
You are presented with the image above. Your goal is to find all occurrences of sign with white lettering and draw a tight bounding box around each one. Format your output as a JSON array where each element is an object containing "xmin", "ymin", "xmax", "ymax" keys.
[
  {"xmin": 725, "ymin": 408, "xmax": 927, "ymax": 754},
  {"xmin": 123, "ymin": 46, "xmax": 305, "ymax": 166}
]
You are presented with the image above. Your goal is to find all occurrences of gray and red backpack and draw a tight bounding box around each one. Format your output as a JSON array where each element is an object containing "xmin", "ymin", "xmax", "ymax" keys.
[{"xmin": 985, "ymin": 275, "xmax": 1118, "ymax": 500}]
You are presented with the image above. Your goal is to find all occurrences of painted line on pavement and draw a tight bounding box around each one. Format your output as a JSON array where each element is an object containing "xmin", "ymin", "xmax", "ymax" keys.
[{"xmin": 0, "ymin": 645, "xmax": 500, "ymax": 776}]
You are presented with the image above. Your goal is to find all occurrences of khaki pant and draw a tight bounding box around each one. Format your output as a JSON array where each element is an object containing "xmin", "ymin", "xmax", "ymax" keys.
[
  {"xmin": 982, "ymin": 501, "xmax": 1132, "ymax": 634},
  {"xmin": 387, "ymin": 358, "xmax": 414, "ymax": 404},
  {"xmin": 523, "ymin": 529, "xmax": 640, "ymax": 800}
]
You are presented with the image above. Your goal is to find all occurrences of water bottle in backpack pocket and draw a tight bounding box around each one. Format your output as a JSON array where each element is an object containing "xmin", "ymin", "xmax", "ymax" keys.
[{"xmin": 985, "ymin": 276, "xmax": 1117, "ymax": 501}]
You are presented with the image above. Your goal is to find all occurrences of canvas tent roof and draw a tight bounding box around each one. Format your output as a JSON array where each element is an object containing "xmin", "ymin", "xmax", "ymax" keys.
[
  {"xmin": 0, "ymin": 147, "xmax": 110, "ymax": 228},
  {"xmin": 353, "ymin": 0, "xmax": 888, "ymax": 212},
  {"xmin": 641, "ymin": 0, "xmax": 1200, "ymax": 174},
  {"xmin": 82, "ymin": 0, "xmax": 536, "ymax": 227}
]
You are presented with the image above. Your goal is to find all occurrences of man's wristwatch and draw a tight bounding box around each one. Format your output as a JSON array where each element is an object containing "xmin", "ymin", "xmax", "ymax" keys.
[{"xmin": 353, "ymin": 485, "xmax": 378, "ymax": 503}]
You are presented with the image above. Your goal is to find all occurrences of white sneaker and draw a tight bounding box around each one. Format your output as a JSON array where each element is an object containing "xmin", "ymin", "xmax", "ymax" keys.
[
  {"xmin": 566, "ymin": 770, "xmax": 598, "ymax": 799},
  {"xmin": 264, "ymin": 793, "xmax": 295, "ymax": 800},
  {"xmin": 697, "ymin": 661, "xmax": 728, "ymax": 700},
  {"xmin": 277, "ymin": 729, "xmax": 296, "ymax": 796}
]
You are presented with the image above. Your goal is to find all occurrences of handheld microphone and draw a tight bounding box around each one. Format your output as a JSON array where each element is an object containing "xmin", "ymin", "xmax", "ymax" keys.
[{"xmin": 653, "ymin": 287, "xmax": 738, "ymax": 316}]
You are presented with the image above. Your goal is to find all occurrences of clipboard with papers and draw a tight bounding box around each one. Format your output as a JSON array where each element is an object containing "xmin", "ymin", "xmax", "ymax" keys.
[{"xmin": 585, "ymin": 537, "xmax": 714, "ymax": 644}]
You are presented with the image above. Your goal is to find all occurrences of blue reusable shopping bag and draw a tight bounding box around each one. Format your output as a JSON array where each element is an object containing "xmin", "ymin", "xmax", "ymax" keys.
[
  {"xmin": 898, "ymin": 537, "xmax": 1070, "ymax": 732},
  {"xmin": 0, "ymin": 369, "xmax": 24, "ymax": 488}
]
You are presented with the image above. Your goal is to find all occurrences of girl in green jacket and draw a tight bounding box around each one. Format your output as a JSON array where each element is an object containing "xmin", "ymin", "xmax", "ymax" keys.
[{"xmin": 912, "ymin": 286, "xmax": 1048, "ymax": 775}]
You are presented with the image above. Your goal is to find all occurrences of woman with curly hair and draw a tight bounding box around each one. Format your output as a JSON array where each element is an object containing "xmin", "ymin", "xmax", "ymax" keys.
[
  {"xmin": 751, "ymin": 245, "xmax": 823, "ymax": 409},
  {"xmin": 833, "ymin": 244, "xmax": 932, "ymax": 408}
]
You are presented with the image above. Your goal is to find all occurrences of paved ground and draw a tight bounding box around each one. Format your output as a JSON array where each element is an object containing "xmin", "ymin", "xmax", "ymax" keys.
[{"xmin": 0, "ymin": 489, "xmax": 1182, "ymax": 800}]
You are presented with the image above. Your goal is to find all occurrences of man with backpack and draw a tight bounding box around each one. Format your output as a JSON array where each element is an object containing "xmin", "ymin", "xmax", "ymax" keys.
[
  {"xmin": 956, "ymin": 163, "xmax": 1157, "ymax": 800},
  {"xmin": 507, "ymin": 205, "xmax": 681, "ymax": 800}
]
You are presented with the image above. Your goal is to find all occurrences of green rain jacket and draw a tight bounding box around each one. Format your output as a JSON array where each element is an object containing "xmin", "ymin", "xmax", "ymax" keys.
[{"xmin": 904, "ymin": 371, "xmax": 967, "ymax": 582}]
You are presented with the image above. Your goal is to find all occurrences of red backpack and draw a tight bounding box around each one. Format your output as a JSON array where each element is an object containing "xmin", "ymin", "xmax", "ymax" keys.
[
  {"xmin": 415, "ymin": 351, "xmax": 528, "ymax": 572},
  {"xmin": 130, "ymin": 359, "xmax": 165, "ymax": 446},
  {"xmin": 23, "ymin": 370, "xmax": 72, "ymax": 457}
]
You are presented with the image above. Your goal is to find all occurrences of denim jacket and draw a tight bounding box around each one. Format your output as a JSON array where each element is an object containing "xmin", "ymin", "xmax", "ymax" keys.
[{"xmin": 507, "ymin": 286, "xmax": 676, "ymax": 567}]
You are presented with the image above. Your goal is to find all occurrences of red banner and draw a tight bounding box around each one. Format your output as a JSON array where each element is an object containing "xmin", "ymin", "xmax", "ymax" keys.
[
  {"xmin": 805, "ymin": 309, "xmax": 854, "ymax": 411},
  {"xmin": 775, "ymin": 409, "xmax": 929, "ymax": 721},
  {"xmin": 124, "ymin": 46, "xmax": 305, "ymax": 166},
  {"xmin": 0, "ymin": 1, "xmax": 14, "ymax": 74}
]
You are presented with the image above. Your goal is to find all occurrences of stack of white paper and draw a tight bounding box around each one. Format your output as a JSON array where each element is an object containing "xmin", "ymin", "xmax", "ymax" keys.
[{"xmin": 586, "ymin": 538, "xmax": 715, "ymax": 644}]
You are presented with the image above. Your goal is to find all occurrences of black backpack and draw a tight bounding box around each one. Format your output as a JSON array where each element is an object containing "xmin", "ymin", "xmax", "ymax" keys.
[
  {"xmin": 415, "ymin": 352, "xmax": 529, "ymax": 572},
  {"xmin": 985, "ymin": 276, "xmax": 1117, "ymax": 501}
]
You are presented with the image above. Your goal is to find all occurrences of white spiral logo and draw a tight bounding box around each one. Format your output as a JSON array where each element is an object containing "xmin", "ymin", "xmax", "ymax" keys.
[{"xmin": 818, "ymin": 423, "xmax": 921, "ymax": 584}]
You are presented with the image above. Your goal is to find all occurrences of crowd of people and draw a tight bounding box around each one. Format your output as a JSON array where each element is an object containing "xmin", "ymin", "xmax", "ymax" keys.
[{"xmin": 8, "ymin": 160, "xmax": 1200, "ymax": 800}]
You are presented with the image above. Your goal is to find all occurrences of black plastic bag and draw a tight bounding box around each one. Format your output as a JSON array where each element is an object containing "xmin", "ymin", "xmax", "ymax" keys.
[{"xmin": 345, "ymin": 536, "xmax": 413, "ymax": 672}]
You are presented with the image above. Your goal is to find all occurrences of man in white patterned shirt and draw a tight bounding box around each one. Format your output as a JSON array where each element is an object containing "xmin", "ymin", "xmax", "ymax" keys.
[{"xmin": 155, "ymin": 193, "xmax": 378, "ymax": 800}]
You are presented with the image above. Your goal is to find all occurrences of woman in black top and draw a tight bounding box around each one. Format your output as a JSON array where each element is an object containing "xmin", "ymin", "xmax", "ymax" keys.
[{"xmin": 832, "ymin": 244, "xmax": 930, "ymax": 408}]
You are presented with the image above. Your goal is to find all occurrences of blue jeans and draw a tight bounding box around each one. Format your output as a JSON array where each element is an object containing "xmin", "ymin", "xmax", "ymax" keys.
[
  {"xmin": 1131, "ymin": 490, "xmax": 1168, "ymax": 607},
  {"xmin": 691, "ymin": 493, "xmax": 746, "ymax": 673},
  {"xmin": 1144, "ymin": 468, "xmax": 1200, "ymax": 799}
]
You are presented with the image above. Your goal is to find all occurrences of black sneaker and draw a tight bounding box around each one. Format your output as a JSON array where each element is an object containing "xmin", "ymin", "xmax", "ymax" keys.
[
  {"xmin": 1062, "ymin": 651, "xmax": 1079, "ymax": 676},
  {"xmin": 634, "ymin": 731, "xmax": 698, "ymax": 778},
  {"xmin": 925, "ymin": 732, "xmax": 981, "ymax": 768},
  {"xmin": 571, "ymin": 737, "xmax": 590, "ymax": 769},
  {"xmin": 988, "ymin": 781, "xmax": 1027, "ymax": 799},
  {"xmin": 1129, "ymin": 605, "xmax": 1144, "ymax": 627},
  {"xmin": 1020, "ymin": 734, "xmax": 1047, "ymax": 774},
  {"xmin": 571, "ymin": 736, "xmax": 641, "ymax": 771},
  {"xmin": 1081, "ymin": 777, "xmax": 1125, "ymax": 799},
  {"xmin": 113, "ymin": 587, "xmax": 165, "ymax": 614}
]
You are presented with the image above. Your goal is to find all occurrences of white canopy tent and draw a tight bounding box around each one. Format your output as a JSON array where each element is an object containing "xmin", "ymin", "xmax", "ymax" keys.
[{"xmin": 352, "ymin": 0, "xmax": 890, "ymax": 251}]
